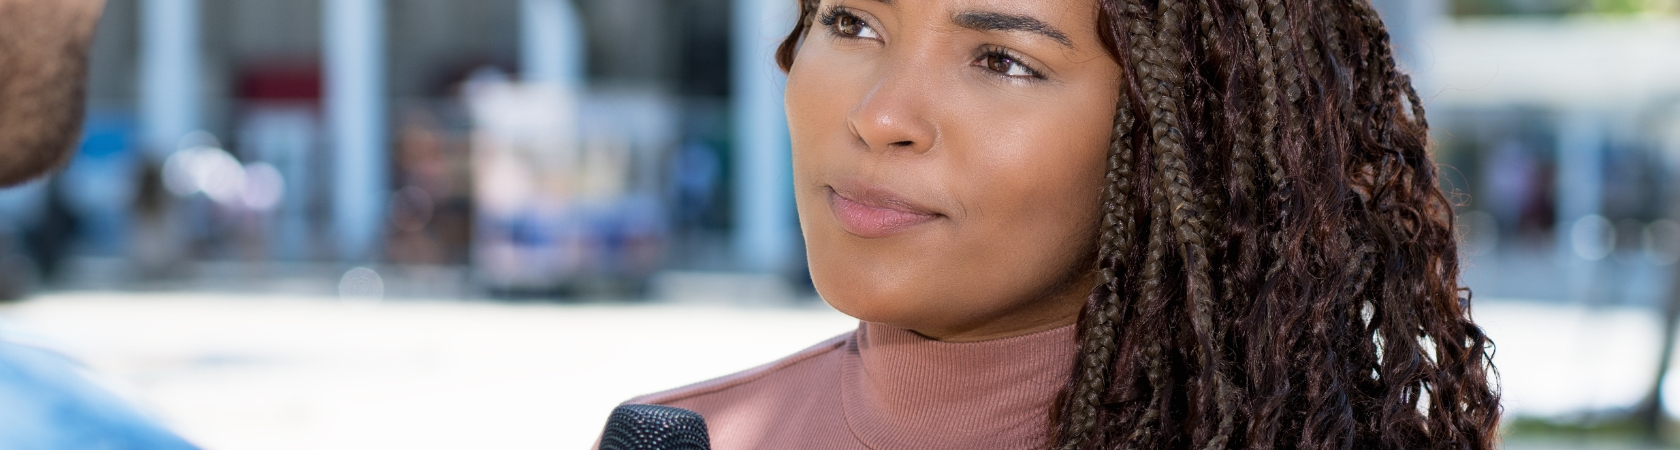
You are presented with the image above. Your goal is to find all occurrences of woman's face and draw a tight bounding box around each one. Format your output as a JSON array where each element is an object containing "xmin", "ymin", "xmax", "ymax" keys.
[{"xmin": 786, "ymin": 0, "xmax": 1122, "ymax": 341}]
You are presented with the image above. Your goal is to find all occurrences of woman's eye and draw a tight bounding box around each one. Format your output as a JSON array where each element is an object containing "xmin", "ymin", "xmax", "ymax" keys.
[
  {"xmin": 821, "ymin": 9, "xmax": 879, "ymax": 40},
  {"xmin": 978, "ymin": 52, "xmax": 1040, "ymax": 79}
]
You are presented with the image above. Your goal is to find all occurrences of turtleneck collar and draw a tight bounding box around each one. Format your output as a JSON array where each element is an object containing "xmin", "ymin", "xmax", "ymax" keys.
[{"xmin": 840, "ymin": 321, "xmax": 1079, "ymax": 449}]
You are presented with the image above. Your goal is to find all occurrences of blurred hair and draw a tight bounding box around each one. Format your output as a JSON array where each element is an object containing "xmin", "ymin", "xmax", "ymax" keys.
[
  {"xmin": 0, "ymin": 1, "xmax": 95, "ymax": 187},
  {"xmin": 778, "ymin": 0, "xmax": 1501, "ymax": 448}
]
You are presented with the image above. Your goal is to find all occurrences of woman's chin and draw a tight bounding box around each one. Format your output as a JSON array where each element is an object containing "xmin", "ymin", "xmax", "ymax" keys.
[
  {"xmin": 819, "ymin": 286, "xmax": 893, "ymax": 322},
  {"xmin": 816, "ymin": 279, "xmax": 930, "ymax": 327}
]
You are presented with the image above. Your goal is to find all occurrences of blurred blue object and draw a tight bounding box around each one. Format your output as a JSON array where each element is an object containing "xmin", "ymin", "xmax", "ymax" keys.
[{"xmin": 0, "ymin": 328, "xmax": 198, "ymax": 450}]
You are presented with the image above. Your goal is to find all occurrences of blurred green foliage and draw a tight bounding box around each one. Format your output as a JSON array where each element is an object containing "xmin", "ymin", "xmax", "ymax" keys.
[
  {"xmin": 1452, "ymin": 0, "xmax": 1679, "ymax": 16},
  {"xmin": 1507, "ymin": 414, "xmax": 1644, "ymax": 438},
  {"xmin": 1504, "ymin": 414, "xmax": 1679, "ymax": 448}
]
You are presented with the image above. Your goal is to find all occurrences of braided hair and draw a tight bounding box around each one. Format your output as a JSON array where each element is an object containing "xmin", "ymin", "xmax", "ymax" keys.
[{"xmin": 777, "ymin": 0, "xmax": 1500, "ymax": 448}]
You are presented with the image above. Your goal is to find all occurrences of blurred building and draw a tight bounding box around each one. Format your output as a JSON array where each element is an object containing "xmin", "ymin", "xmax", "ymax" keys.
[
  {"xmin": 1424, "ymin": 14, "xmax": 1680, "ymax": 304},
  {"xmin": 0, "ymin": 0, "xmax": 785, "ymax": 297}
]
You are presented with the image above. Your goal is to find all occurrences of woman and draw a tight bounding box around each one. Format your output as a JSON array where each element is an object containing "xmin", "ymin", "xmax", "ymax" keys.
[{"xmin": 620, "ymin": 0, "xmax": 1500, "ymax": 448}]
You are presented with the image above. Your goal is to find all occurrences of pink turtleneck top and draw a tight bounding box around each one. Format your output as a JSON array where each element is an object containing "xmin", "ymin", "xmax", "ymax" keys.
[{"xmin": 617, "ymin": 321, "xmax": 1078, "ymax": 449}]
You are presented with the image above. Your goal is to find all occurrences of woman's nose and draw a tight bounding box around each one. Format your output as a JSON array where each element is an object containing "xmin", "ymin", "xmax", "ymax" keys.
[{"xmin": 845, "ymin": 65, "xmax": 937, "ymax": 154}]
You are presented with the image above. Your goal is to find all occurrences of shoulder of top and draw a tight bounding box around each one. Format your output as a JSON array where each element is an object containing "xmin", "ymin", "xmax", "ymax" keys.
[{"xmin": 623, "ymin": 329, "xmax": 855, "ymax": 406}]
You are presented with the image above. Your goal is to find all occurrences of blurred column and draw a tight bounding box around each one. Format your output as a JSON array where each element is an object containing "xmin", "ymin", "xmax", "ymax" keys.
[
  {"xmin": 731, "ymin": 0, "xmax": 796, "ymax": 272},
  {"xmin": 139, "ymin": 0, "xmax": 201, "ymax": 158},
  {"xmin": 520, "ymin": 0, "xmax": 585, "ymax": 90},
  {"xmin": 1556, "ymin": 112, "xmax": 1605, "ymax": 250},
  {"xmin": 1556, "ymin": 111, "xmax": 1605, "ymax": 302},
  {"xmin": 324, "ymin": 0, "xmax": 388, "ymax": 262}
]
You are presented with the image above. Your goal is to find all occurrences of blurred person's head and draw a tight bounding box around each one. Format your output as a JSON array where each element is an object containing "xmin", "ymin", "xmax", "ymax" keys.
[
  {"xmin": 0, "ymin": 0, "xmax": 105, "ymax": 187},
  {"xmin": 778, "ymin": 0, "xmax": 1500, "ymax": 448}
]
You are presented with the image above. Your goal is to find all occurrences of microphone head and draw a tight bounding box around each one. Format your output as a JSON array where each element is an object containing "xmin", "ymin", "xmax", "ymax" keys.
[{"xmin": 600, "ymin": 404, "xmax": 712, "ymax": 450}]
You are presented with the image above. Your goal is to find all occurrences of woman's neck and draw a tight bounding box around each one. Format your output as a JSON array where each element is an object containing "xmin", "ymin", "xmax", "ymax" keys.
[{"xmin": 842, "ymin": 321, "xmax": 1080, "ymax": 448}]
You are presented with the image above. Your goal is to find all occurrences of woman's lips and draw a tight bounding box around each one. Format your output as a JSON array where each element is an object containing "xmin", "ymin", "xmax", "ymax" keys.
[{"xmin": 827, "ymin": 186, "xmax": 940, "ymax": 238}]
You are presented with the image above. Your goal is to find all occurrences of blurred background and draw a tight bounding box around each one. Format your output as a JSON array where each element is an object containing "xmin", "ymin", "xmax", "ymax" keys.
[{"xmin": 0, "ymin": 0, "xmax": 1678, "ymax": 448}]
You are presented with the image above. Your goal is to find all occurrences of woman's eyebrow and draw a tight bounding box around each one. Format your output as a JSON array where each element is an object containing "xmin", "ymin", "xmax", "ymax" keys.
[{"xmin": 951, "ymin": 11, "xmax": 1073, "ymax": 48}]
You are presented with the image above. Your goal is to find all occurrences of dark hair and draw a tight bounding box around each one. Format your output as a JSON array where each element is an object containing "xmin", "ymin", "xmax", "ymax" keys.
[{"xmin": 777, "ymin": 0, "xmax": 1501, "ymax": 448}]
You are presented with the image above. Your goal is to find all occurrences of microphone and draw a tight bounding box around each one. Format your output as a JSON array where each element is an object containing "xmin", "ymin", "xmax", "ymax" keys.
[{"xmin": 599, "ymin": 404, "xmax": 712, "ymax": 450}]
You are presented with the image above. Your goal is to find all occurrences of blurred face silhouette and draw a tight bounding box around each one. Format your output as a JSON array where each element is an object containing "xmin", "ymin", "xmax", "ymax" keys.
[{"xmin": 786, "ymin": 0, "xmax": 1122, "ymax": 341}]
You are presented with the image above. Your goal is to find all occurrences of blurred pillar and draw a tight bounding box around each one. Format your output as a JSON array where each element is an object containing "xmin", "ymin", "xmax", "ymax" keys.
[
  {"xmin": 1556, "ymin": 111, "xmax": 1605, "ymax": 303},
  {"xmin": 1556, "ymin": 112, "xmax": 1605, "ymax": 253},
  {"xmin": 731, "ymin": 0, "xmax": 795, "ymax": 273},
  {"xmin": 139, "ymin": 0, "xmax": 201, "ymax": 158},
  {"xmin": 324, "ymin": 0, "xmax": 388, "ymax": 262},
  {"xmin": 520, "ymin": 0, "xmax": 585, "ymax": 91}
]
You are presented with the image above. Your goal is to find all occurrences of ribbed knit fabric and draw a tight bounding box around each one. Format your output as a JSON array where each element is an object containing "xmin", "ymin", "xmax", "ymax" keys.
[{"xmin": 615, "ymin": 321, "xmax": 1078, "ymax": 449}]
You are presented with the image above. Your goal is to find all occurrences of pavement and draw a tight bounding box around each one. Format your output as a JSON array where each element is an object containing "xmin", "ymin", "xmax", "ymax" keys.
[
  {"xmin": 0, "ymin": 291, "xmax": 1676, "ymax": 449},
  {"xmin": 0, "ymin": 291, "xmax": 856, "ymax": 450}
]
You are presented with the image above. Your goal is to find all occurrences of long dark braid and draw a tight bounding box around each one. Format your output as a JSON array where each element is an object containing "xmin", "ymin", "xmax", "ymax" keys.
[
  {"xmin": 1139, "ymin": 0, "xmax": 1240, "ymax": 447},
  {"xmin": 1061, "ymin": 71, "xmax": 1141, "ymax": 448},
  {"xmin": 773, "ymin": 0, "xmax": 1500, "ymax": 448}
]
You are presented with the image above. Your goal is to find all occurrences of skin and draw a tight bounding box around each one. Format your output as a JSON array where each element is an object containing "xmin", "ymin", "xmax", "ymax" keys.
[
  {"xmin": 0, "ymin": 0, "xmax": 106, "ymax": 187},
  {"xmin": 786, "ymin": 0, "xmax": 1122, "ymax": 342}
]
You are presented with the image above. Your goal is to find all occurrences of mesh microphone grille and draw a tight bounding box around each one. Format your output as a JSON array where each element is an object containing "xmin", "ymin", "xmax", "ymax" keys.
[{"xmin": 600, "ymin": 404, "xmax": 712, "ymax": 450}]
